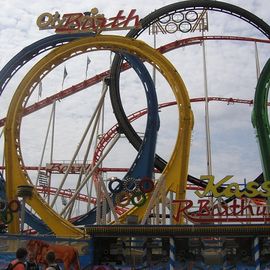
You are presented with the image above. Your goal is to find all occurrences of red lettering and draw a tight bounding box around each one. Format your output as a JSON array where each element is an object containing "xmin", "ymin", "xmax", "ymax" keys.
[
  {"xmin": 81, "ymin": 15, "xmax": 106, "ymax": 32},
  {"xmin": 229, "ymin": 199, "xmax": 241, "ymax": 215},
  {"xmin": 105, "ymin": 10, "xmax": 126, "ymax": 28},
  {"xmin": 80, "ymin": 16, "xmax": 95, "ymax": 31},
  {"xmin": 56, "ymin": 13, "xmax": 83, "ymax": 32},
  {"xmin": 256, "ymin": 204, "xmax": 268, "ymax": 215},
  {"xmin": 72, "ymin": 164, "xmax": 82, "ymax": 173},
  {"xmin": 47, "ymin": 163, "xmax": 61, "ymax": 173},
  {"xmin": 238, "ymin": 199, "xmax": 254, "ymax": 216},
  {"xmin": 172, "ymin": 200, "xmax": 193, "ymax": 222},
  {"xmin": 212, "ymin": 203, "xmax": 229, "ymax": 216},
  {"xmin": 170, "ymin": 198, "xmax": 270, "ymax": 223},
  {"xmin": 95, "ymin": 15, "xmax": 107, "ymax": 28},
  {"xmin": 38, "ymin": 10, "xmax": 140, "ymax": 33},
  {"xmin": 121, "ymin": 9, "xmax": 140, "ymax": 28},
  {"xmin": 58, "ymin": 165, "xmax": 66, "ymax": 173},
  {"xmin": 197, "ymin": 199, "xmax": 211, "ymax": 216},
  {"xmin": 219, "ymin": 204, "xmax": 229, "ymax": 216}
]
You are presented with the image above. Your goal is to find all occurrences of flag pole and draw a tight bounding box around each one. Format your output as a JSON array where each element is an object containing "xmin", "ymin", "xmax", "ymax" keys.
[
  {"xmin": 85, "ymin": 56, "xmax": 91, "ymax": 80},
  {"xmin": 38, "ymin": 81, "xmax": 43, "ymax": 101},
  {"xmin": 62, "ymin": 66, "xmax": 68, "ymax": 90}
]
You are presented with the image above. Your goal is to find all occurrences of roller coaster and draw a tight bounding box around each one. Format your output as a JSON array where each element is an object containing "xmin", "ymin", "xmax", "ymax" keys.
[{"xmin": 0, "ymin": 1, "xmax": 270, "ymax": 269}]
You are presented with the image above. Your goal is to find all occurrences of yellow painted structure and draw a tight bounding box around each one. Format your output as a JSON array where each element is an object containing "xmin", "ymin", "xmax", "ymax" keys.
[{"xmin": 4, "ymin": 35, "xmax": 193, "ymax": 236}]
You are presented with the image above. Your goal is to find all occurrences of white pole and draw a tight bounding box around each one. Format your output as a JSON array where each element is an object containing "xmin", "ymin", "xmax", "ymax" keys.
[
  {"xmin": 152, "ymin": 25, "xmax": 157, "ymax": 86},
  {"xmin": 170, "ymin": 191, "xmax": 174, "ymax": 225},
  {"xmin": 48, "ymin": 101, "xmax": 56, "ymax": 204},
  {"xmin": 35, "ymin": 102, "xmax": 56, "ymax": 187},
  {"xmin": 60, "ymin": 133, "xmax": 120, "ymax": 216},
  {"xmin": 98, "ymin": 175, "xmax": 119, "ymax": 223},
  {"xmin": 254, "ymin": 42, "xmax": 261, "ymax": 80},
  {"xmin": 141, "ymin": 176, "xmax": 165, "ymax": 224},
  {"xmin": 50, "ymin": 83, "xmax": 108, "ymax": 208},
  {"xmin": 66, "ymin": 82, "xmax": 107, "ymax": 218},
  {"xmin": 202, "ymin": 33, "xmax": 212, "ymax": 176},
  {"xmin": 254, "ymin": 237, "xmax": 260, "ymax": 270},
  {"xmin": 1, "ymin": 127, "xmax": 4, "ymax": 174},
  {"xmin": 96, "ymin": 180, "xmax": 101, "ymax": 225},
  {"xmin": 169, "ymin": 237, "xmax": 176, "ymax": 270},
  {"xmin": 155, "ymin": 200, "xmax": 160, "ymax": 225},
  {"xmin": 161, "ymin": 178, "xmax": 166, "ymax": 224},
  {"xmin": 20, "ymin": 198, "xmax": 26, "ymax": 234}
]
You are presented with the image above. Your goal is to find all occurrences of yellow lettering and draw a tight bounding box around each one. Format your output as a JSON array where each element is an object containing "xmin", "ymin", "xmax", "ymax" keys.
[
  {"xmin": 51, "ymin": 12, "xmax": 66, "ymax": 28},
  {"xmin": 195, "ymin": 175, "xmax": 233, "ymax": 198},
  {"xmin": 243, "ymin": 182, "xmax": 259, "ymax": 198},
  {"xmin": 194, "ymin": 175, "xmax": 215, "ymax": 198},
  {"xmin": 36, "ymin": 12, "xmax": 54, "ymax": 29},
  {"xmin": 223, "ymin": 183, "xmax": 242, "ymax": 198},
  {"xmin": 260, "ymin": 181, "xmax": 270, "ymax": 197},
  {"xmin": 195, "ymin": 176, "xmax": 270, "ymax": 199}
]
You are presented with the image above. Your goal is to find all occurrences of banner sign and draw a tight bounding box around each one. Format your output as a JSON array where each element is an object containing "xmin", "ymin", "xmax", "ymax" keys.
[
  {"xmin": 46, "ymin": 163, "xmax": 91, "ymax": 174},
  {"xmin": 149, "ymin": 10, "xmax": 208, "ymax": 35},
  {"xmin": 172, "ymin": 175, "xmax": 270, "ymax": 223},
  {"xmin": 172, "ymin": 198, "xmax": 269, "ymax": 223},
  {"xmin": 37, "ymin": 8, "xmax": 141, "ymax": 34},
  {"xmin": 195, "ymin": 175, "xmax": 270, "ymax": 198}
]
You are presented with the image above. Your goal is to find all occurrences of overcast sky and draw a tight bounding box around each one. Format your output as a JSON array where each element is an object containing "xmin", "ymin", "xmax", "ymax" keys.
[{"xmin": 0, "ymin": 0, "xmax": 270, "ymax": 210}]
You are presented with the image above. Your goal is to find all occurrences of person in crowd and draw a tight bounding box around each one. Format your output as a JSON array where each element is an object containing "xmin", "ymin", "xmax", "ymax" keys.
[
  {"xmin": 7, "ymin": 247, "xmax": 28, "ymax": 270},
  {"xmin": 25, "ymin": 251, "xmax": 39, "ymax": 270},
  {"xmin": 45, "ymin": 251, "xmax": 61, "ymax": 270}
]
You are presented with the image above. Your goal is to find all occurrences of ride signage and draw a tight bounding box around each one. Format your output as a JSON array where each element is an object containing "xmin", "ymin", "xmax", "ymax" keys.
[
  {"xmin": 194, "ymin": 175, "xmax": 270, "ymax": 198},
  {"xmin": 172, "ymin": 198, "xmax": 270, "ymax": 223},
  {"xmin": 46, "ymin": 162, "xmax": 92, "ymax": 174},
  {"xmin": 149, "ymin": 10, "xmax": 208, "ymax": 35},
  {"xmin": 36, "ymin": 8, "xmax": 141, "ymax": 34},
  {"xmin": 172, "ymin": 175, "xmax": 270, "ymax": 223}
]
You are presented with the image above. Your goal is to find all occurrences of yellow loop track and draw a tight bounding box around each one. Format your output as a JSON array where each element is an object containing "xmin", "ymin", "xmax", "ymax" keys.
[{"xmin": 4, "ymin": 35, "xmax": 193, "ymax": 236}]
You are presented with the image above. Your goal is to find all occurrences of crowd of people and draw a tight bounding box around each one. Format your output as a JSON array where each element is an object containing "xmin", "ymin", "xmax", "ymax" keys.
[{"xmin": 7, "ymin": 247, "xmax": 61, "ymax": 270}]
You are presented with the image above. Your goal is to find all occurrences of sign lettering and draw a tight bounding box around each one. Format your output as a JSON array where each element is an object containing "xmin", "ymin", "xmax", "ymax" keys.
[
  {"xmin": 46, "ymin": 163, "xmax": 91, "ymax": 174},
  {"xmin": 172, "ymin": 198, "xmax": 270, "ymax": 223},
  {"xmin": 195, "ymin": 175, "xmax": 270, "ymax": 198},
  {"xmin": 37, "ymin": 8, "xmax": 141, "ymax": 34}
]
